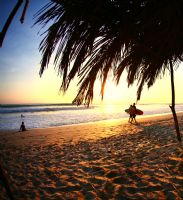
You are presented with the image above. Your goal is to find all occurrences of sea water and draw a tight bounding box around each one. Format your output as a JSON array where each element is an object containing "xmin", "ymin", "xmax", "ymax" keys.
[{"xmin": 0, "ymin": 103, "xmax": 183, "ymax": 131}]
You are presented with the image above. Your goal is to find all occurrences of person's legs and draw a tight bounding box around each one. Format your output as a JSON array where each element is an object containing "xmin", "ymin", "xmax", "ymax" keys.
[
  {"xmin": 129, "ymin": 114, "xmax": 132, "ymax": 123},
  {"xmin": 133, "ymin": 114, "xmax": 137, "ymax": 123}
]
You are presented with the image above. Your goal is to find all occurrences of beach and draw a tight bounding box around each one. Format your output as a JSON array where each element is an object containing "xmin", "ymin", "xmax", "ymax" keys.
[{"xmin": 0, "ymin": 113, "xmax": 183, "ymax": 199}]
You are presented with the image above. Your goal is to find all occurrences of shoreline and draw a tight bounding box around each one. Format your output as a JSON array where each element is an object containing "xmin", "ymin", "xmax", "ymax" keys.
[
  {"xmin": 0, "ymin": 113, "xmax": 183, "ymax": 199},
  {"xmin": 1, "ymin": 111, "xmax": 183, "ymax": 134}
]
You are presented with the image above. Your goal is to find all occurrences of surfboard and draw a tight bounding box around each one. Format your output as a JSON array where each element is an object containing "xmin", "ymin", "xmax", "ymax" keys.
[{"xmin": 125, "ymin": 108, "xmax": 143, "ymax": 115}]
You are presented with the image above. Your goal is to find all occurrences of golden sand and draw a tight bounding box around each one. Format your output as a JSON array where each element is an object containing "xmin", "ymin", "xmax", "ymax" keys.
[{"xmin": 0, "ymin": 113, "xmax": 183, "ymax": 199}]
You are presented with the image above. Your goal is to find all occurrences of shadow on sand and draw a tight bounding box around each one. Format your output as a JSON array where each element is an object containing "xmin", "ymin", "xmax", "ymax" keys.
[{"xmin": 0, "ymin": 117, "xmax": 183, "ymax": 199}]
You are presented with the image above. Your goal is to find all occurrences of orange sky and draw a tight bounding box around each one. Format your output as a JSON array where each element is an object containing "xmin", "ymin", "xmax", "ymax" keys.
[
  {"xmin": 1, "ymin": 63, "xmax": 183, "ymax": 105},
  {"xmin": 0, "ymin": 1, "xmax": 183, "ymax": 105}
]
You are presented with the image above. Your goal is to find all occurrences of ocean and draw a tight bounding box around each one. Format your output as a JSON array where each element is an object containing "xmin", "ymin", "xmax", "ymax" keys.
[{"xmin": 0, "ymin": 103, "xmax": 183, "ymax": 131}]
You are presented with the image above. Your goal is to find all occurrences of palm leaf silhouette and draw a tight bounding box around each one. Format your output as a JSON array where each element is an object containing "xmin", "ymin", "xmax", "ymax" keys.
[
  {"xmin": 35, "ymin": 0, "xmax": 182, "ymax": 141},
  {"xmin": 1, "ymin": 0, "xmax": 182, "ymax": 137}
]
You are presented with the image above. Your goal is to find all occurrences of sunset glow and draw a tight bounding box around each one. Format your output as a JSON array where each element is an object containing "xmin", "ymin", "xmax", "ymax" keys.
[{"xmin": 0, "ymin": 1, "xmax": 183, "ymax": 105}]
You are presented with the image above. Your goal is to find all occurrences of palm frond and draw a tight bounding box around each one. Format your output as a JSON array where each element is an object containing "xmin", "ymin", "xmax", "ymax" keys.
[{"xmin": 35, "ymin": 0, "xmax": 183, "ymax": 105}]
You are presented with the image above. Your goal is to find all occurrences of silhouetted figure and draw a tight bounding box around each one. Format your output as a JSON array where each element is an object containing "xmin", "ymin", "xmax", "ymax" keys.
[
  {"xmin": 131, "ymin": 103, "xmax": 137, "ymax": 123},
  {"xmin": 128, "ymin": 103, "xmax": 137, "ymax": 124},
  {"xmin": 19, "ymin": 121, "xmax": 26, "ymax": 132},
  {"xmin": 128, "ymin": 104, "xmax": 133, "ymax": 123}
]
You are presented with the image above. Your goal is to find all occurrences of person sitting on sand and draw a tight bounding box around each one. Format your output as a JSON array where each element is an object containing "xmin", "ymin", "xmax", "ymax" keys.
[{"xmin": 19, "ymin": 121, "xmax": 26, "ymax": 132}]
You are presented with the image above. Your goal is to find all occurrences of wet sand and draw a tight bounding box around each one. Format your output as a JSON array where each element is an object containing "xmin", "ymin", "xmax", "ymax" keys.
[{"xmin": 0, "ymin": 113, "xmax": 183, "ymax": 199}]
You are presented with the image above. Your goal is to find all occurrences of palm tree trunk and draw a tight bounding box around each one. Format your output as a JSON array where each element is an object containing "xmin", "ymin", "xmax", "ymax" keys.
[
  {"xmin": 0, "ymin": 0, "xmax": 23, "ymax": 47},
  {"xmin": 169, "ymin": 60, "xmax": 181, "ymax": 142},
  {"xmin": 0, "ymin": 161, "xmax": 14, "ymax": 200}
]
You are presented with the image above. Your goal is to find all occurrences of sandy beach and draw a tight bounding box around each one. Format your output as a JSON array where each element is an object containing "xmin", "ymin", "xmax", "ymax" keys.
[{"xmin": 0, "ymin": 113, "xmax": 183, "ymax": 199}]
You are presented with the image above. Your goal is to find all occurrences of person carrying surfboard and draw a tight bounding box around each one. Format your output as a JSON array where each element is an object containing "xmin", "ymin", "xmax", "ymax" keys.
[
  {"xmin": 127, "ymin": 103, "xmax": 137, "ymax": 123},
  {"xmin": 125, "ymin": 103, "xmax": 143, "ymax": 123},
  {"xmin": 131, "ymin": 103, "xmax": 137, "ymax": 123},
  {"xmin": 128, "ymin": 104, "xmax": 133, "ymax": 123}
]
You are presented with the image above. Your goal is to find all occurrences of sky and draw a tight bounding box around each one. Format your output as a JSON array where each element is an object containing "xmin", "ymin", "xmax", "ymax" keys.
[{"xmin": 0, "ymin": 1, "xmax": 183, "ymax": 105}]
